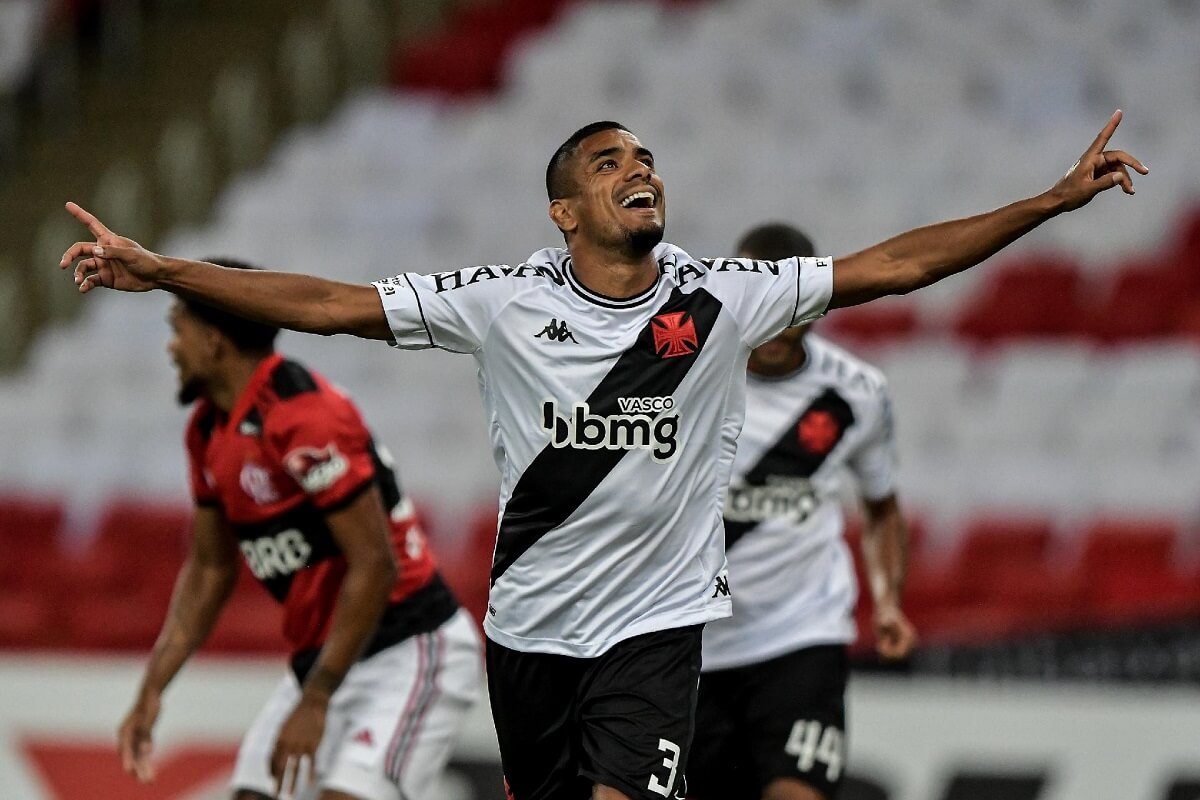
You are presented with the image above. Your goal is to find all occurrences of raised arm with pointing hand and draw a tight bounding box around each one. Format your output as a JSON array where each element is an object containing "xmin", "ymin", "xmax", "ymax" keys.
[{"xmin": 60, "ymin": 111, "xmax": 1145, "ymax": 325}]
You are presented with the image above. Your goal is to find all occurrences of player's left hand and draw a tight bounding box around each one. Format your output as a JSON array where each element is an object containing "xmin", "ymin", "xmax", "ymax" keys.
[
  {"xmin": 1049, "ymin": 109, "xmax": 1148, "ymax": 212},
  {"xmin": 873, "ymin": 603, "xmax": 917, "ymax": 661},
  {"xmin": 270, "ymin": 694, "xmax": 327, "ymax": 799}
]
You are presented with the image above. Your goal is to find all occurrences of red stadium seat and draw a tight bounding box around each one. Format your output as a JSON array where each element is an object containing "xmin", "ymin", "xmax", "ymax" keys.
[
  {"xmin": 1079, "ymin": 519, "xmax": 1177, "ymax": 573},
  {"xmin": 0, "ymin": 591, "xmax": 57, "ymax": 648},
  {"xmin": 1073, "ymin": 519, "xmax": 1190, "ymax": 626},
  {"xmin": 958, "ymin": 516, "xmax": 1053, "ymax": 566},
  {"xmin": 1083, "ymin": 566, "xmax": 1200, "ymax": 626},
  {"xmin": 1084, "ymin": 262, "xmax": 1192, "ymax": 342},
  {"xmin": 1173, "ymin": 298, "xmax": 1200, "ymax": 341},
  {"xmin": 0, "ymin": 495, "xmax": 67, "ymax": 594},
  {"xmin": 825, "ymin": 303, "xmax": 921, "ymax": 347},
  {"xmin": 64, "ymin": 591, "xmax": 165, "ymax": 650},
  {"xmin": 94, "ymin": 499, "xmax": 190, "ymax": 559},
  {"xmin": 953, "ymin": 256, "xmax": 1085, "ymax": 343},
  {"xmin": 972, "ymin": 561, "xmax": 1086, "ymax": 631},
  {"xmin": 0, "ymin": 494, "xmax": 64, "ymax": 542}
]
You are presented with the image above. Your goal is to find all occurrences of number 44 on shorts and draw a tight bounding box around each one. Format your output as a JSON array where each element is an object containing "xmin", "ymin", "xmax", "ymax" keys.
[{"xmin": 784, "ymin": 719, "xmax": 844, "ymax": 782}]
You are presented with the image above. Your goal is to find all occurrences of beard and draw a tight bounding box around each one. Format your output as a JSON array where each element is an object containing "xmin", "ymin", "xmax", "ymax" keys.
[
  {"xmin": 176, "ymin": 377, "xmax": 205, "ymax": 406},
  {"xmin": 621, "ymin": 220, "xmax": 665, "ymax": 258}
]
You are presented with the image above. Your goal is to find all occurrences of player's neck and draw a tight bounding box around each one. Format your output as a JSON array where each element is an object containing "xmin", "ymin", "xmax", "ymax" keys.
[
  {"xmin": 568, "ymin": 241, "xmax": 659, "ymax": 299},
  {"xmin": 748, "ymin": 346, "xmax": 808, "ymax": 379},
  {"xmin": 210, "ymin": 356, "xmax": 266, "ymax": 413}
]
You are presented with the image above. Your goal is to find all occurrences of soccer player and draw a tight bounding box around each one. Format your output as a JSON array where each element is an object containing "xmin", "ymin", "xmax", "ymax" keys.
[
  {"xmin": 64, "ymin": 112, "xmax": 1143, "ymax": 800},
  {"xmin": 688, "ymin": 224, "xmax": 916, "ymax": 800},
  {"xmin": 115, "ymin": 261, "xmax": 482, "ymax": 800}
]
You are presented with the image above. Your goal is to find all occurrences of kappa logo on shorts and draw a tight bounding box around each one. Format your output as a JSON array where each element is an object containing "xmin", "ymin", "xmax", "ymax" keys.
[
  {"xmin": 711, "ymin": 571, "xmax": 731, "ymax": 598},
  {"xmin": 651, "ymin": 312, "xmax": 699, "ymax": 358},
  {"xmin": 351, "ymin": 728, "xmax": 375, "ymax": 747}
]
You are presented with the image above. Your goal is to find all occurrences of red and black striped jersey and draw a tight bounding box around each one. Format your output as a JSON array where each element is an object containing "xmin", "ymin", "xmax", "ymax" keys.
[{"xmin": 185, "ymin": 353, "xmax": 456, "ymax": 663}]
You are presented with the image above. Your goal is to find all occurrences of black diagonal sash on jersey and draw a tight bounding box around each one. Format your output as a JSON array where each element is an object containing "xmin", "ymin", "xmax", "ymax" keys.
[
  {"xmin": 490, "ymin": 288, "xmax": 724, "ymax": 585},
  {"xmin": 724, "ymin": 387, "xmax": 855, "ymax": 551}
]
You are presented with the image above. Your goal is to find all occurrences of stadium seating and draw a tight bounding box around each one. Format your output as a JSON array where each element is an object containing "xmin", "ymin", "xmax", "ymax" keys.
[{"xmin": 3, "ymin": 0, "xmax": 1200, "ymax": 650}]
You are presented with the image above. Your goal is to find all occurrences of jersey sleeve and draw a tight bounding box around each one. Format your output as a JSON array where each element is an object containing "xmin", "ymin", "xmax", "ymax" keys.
[
  {"xmin": 702, "ymin": 256, "xmax": 835, "ymax": 348},
  {"xmin": 184, "ymin": 407, "xmax": 219, "ymax": 507},
  {"xmin": 263, "ymin": 392, "xmax": 377, "ymax": 511},
  {"xmin": 848, "ymin": 380, "xmax": 899, "ymax": 502},
  {"xmin": 372, "ymin": 267, "xmax": 510, "ymax": 354}
]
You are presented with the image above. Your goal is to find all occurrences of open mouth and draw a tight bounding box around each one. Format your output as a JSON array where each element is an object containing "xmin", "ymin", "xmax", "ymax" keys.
[{"xmin": 620, "ymin": 190, "xmax": 657, "ymax": 210}]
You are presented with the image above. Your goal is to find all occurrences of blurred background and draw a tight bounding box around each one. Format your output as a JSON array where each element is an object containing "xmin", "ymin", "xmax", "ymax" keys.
[{"xmin": 1, "ymin": 0, "xmax": 1199, "ymax": 797}]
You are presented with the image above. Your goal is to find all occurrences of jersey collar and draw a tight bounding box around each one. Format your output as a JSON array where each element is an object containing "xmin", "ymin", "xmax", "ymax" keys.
[
  {"xmin": 226, "ymin": 352, "xmax": 284, "ymax": 430},
  {"xmin": 564, "ymin": 257, "xmax": 662, "ymax": 310}
]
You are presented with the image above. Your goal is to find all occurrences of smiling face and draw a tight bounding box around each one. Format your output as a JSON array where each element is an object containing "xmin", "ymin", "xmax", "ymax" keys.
[{"xmin": 549, "ymin": 128, "xmax": 666, "ymax": 258}]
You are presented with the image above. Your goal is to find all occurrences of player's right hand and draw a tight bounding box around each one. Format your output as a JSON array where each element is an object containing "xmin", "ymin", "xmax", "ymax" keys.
[
  {"xmin": 117, "ymin": 693, "xmax": 161, "ymax": 783},
  {"xmin": 60, "ymin": 201, "xmax": 165, "ymax": 293}
]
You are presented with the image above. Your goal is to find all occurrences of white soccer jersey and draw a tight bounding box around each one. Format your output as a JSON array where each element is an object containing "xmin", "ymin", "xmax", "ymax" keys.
[
  {"xmin": 701, "ymin": 334, "xmax": 898, "ymax": 672},
  {"xmin": 373, "ymin": 243, "xmax": 833, "ymax": 657}
]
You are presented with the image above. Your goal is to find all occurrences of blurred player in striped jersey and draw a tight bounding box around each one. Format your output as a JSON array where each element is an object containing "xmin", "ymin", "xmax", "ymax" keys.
[
  {"xmin": 117, "ymin": 261, "xmax": 481, "ymax": 800},
  {"xmin": 688, "ymin": 225, "xmax": 916, "ymax": 800}
]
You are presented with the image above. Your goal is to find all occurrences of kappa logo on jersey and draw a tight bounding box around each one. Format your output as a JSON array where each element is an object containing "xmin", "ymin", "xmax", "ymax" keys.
[
  {"xmin": 239, "ymin": 462, "xmax": 279, "ymax": 505},
  {"xmin": 798, "ymin": 409, "xmax": 841, "ymax": 455},
  {"xmin": 651, "ymin": 312, "xmax": 698, "ymax": 358},
  {"xmin": 542, "ymin": 398, "xmax": 679, "ymax": 462},
  {"xmin": 284, "ymin": 443, "xmax": 349, "ymax": 494},
  {"xmin": 534, "ymin": 318, "xmax": 578, "ymax": 343},
  {"xmin": 240, "ymin": 528, "xmax": 312, "ymax": 580},
  {"xmin": 725, "ymin": 476, "xmax": 819, "ymax": 525}
]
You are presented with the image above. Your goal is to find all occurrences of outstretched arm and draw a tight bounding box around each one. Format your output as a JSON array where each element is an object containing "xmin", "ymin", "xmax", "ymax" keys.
[
  {"xmin": 829, "ymin": 110, "xmax": 1147, "ymax": 309},
  {"xmin": 59, "ymin": 203, "xmax": 391, "ymax": 340}
]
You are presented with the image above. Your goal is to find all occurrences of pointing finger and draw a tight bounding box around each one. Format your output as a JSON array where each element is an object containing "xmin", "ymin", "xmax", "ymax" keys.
[
  {"xmin": 1086, "ymin": 109, "xmax": 1122, "ymax": 156},
  {"xmin": 65, "ymin": 201, "xmax": 112, "ymax": 239}
]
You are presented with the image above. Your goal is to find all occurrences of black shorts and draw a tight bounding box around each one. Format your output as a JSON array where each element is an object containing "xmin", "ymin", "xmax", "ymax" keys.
[
  {"xmin": 688, "ymin": 644, "xmax": 848, "ymax": 800},
  {"xmin": 486, "ymin": 625, "xmax": 703, "ymax": 800}
]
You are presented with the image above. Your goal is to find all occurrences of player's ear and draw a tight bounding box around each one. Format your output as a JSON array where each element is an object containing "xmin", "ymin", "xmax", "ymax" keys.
[
  {"xmin": 202, "ymin": 325, "xmax": 226, "ymax": 360},
  {"xmin": 549, "ymin": 199, "xmax": 577, "ymax": 236}
]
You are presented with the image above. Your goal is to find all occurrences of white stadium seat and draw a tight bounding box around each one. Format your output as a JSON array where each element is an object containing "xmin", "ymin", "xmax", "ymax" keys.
[{"xmin": 3, "ymin": 0, "xmax": 1197, "ymax": 519}]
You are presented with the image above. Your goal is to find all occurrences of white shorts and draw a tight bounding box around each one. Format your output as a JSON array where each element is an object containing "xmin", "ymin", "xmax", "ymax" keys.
[{"xmin": 231, "ymin": 609, "xmax": 482, "ymax": 800}]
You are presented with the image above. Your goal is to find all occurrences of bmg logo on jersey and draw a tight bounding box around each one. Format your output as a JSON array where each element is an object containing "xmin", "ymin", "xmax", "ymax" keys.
[
  {"xmin": 725, "ymin": 476, "xmax": 819, "ymax": 524},
  {"xmin": 541, "ymin": 397, "xmax": 679, "ymax": 461}
]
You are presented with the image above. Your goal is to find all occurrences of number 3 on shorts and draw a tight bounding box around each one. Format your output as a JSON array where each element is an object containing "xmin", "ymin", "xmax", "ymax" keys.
[
  {"xmin": 784, "ymin": 719, "xmax": 843, "ymax": 781},
  {"xmin": 647, "ymin": 738, "xmax": 681, "ymax": 797}
]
